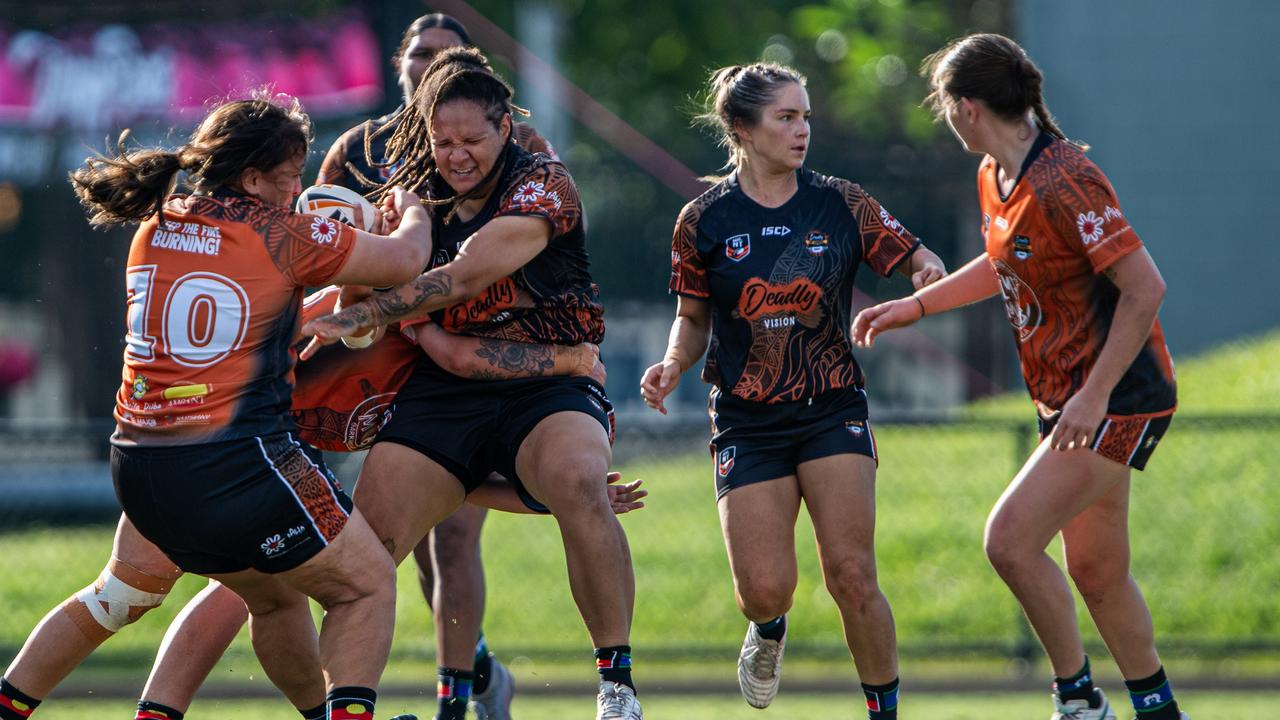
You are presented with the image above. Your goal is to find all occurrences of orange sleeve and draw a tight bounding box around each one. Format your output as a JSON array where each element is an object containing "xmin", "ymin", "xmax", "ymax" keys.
[
  {"xmin": 261, "ymin": 207, "xmax": 358, "ymax": 287},
  {"xmin": 1045, "ymin": 161, "xmax": 1143, "ymax": 273}
]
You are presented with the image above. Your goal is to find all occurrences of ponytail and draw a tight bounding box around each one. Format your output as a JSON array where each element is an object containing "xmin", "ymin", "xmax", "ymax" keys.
[{"xmin": 70, "ymin": 131, "xmax": 184, "ymax": 227}]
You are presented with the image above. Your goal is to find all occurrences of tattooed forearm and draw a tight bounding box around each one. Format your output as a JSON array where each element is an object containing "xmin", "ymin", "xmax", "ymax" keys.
[
  {"xmin": 364, "ymin": 270, "xmax": 455, "ymax": 325},
  {"xmin": 474, "ymin": 337, "xmax": 556, "ymax": 377}
]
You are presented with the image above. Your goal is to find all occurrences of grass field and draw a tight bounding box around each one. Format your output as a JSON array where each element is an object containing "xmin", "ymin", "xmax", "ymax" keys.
[
  {"xmin": 24, "ymin": 692, "xmax": 1280, "ymax": 719},
  {"xmin": 1, "ymin": 331, "xmax": 1278, "ymax": 711}
]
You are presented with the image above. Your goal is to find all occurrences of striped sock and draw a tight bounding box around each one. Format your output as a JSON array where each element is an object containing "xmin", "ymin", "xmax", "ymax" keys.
[
  {"xmin": 326, "ymin": 686, "xmax": 376, "ymax": 720},
  {"xmin": 595, "ymin": 645, "xmax": 635, "ymax": 692},
  {"xmin": 0, "ymin": 679, "xmax": 39, "ymax": 720},
  {"xmin": 135, "ymin": 700, "xmax": 184, "ymax": 720},
  {"xmin": 863, "ymin": 677, "xmax": 899, "ymax": 720},
  {"xmin": 436, "ymin": 667, "xmax": 473, "ymax": 720},
  {"xmin": 1126, "ymin": 666, "xmax": 1181, "ymax": 720}
]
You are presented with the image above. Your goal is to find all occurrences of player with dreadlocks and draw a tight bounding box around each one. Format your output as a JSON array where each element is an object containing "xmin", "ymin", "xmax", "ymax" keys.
[{"xmin": 303, "ymin": 47, "xmax": 644, "ymax": 720}]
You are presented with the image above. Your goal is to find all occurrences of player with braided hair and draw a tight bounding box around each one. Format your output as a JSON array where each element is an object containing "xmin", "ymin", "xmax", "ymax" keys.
[{"xmin": 303, "ymin": 46, "xmax": 643, "ymax": 720}]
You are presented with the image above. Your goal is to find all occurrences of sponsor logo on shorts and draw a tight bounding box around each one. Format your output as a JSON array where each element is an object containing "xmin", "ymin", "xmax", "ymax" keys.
[
  {"xmin": 131, "ymin": 374, "xmax": 149, "ymax": 400},
  {"xmin": 1144, "ymin": 434, "xmax": 1159, "ymax": 449},
  {"xmin": 845, "ymin": 420, "xmax": 865, "ymax": 437},
  {"xmin": 725, "ymin": 234, "xmax": 750, "ymax": 261},
  {"xmin": 261, "ymin": 534, "xmax": 286, "ymax": 556},
  {"xmin": 995, "ymin": 216, "xmax": 1009, "ymax": 230},
  {"xmin": 717, "ymin": 446, "xmax": 736, "ymax": 477}
]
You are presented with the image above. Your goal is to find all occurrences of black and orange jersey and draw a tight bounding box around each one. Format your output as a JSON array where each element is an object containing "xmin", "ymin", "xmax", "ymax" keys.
[
  {"xmin": 290, "ymin": 287, "xmax": 421, "ymax": 452},
  {"xmin": 317, "ymin": 109, "xmax": 558, "ymax": 192},
  {"xmin": 425, "ymin": 145, "xmax": 603, "ymax": 347},
  {"xmin": 113, "ymin": 190, "xmax": 357, "ymax": 446},
  {"xmin": 670, "ymin": 169, "xmax": 920, "ymax": 403},
  {"xmin": 979, "ymin": 132, "xmax": 1176, "ymax": 416}
]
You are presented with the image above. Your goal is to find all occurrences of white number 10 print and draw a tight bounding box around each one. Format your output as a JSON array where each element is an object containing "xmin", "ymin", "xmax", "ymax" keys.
[{"xmin": 125, "ymin": 266, "xmax": 251, "ymax": 368}]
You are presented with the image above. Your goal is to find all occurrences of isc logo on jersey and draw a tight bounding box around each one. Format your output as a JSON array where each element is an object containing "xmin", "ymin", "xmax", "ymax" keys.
[
  {"xmin": 725, "ymin": 234, "xmax": 750, "ymax": 261},
  {"xmin": 761, "ymin": 226, "xmax": 790, "ymax": 236}
]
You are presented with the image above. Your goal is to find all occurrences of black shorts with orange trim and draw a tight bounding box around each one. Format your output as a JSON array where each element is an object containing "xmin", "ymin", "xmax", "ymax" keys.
[
  {"xmin": 708, "ymin": 385, "xmax": 877, "ymax": 499},
  {"xmin": 1037, "ymin": 411, "xmax": 1173, "ymax": 470},
  {"xmin": 111, "ymin": 432, "xmax": 352, "ymax": 574},
  {"xmin": 375, "ymin": 360, "xmax": 613, "ymax": 509}
]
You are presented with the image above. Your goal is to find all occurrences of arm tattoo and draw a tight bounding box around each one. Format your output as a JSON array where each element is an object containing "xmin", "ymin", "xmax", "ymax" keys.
[
  {"xmin": 366, "ymin": 270, "xmax": 455, "ymax": 325},
  {"xmin": 474, "ymin": 337, "xmax": 555, "ymax": 377}
]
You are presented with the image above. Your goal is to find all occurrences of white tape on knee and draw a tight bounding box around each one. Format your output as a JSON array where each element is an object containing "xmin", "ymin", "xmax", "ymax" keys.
[{"xmin": 74, "ymin": 571, "xmax": 169, "ymax": 633}]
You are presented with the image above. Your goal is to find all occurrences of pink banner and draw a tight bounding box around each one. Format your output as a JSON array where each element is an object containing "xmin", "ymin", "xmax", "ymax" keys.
[{"xmin": 0, "ymin": 13, "xmax": 382, "ymax": 130}]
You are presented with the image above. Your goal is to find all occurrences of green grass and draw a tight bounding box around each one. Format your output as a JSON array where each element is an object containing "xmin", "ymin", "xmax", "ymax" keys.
[
  {"xmin": 25, "ymin": 692, "xmax": 1280, "ymax": 719},
  {"xmin": 2, "ymin": 330, "xmax": 1278, "ymax": 690}
]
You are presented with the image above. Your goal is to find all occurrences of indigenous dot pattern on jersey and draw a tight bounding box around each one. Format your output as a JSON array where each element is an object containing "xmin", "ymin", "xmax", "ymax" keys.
[{"xmin": 671, "ymin": 169, "xmax": 919, "ymax": 403}]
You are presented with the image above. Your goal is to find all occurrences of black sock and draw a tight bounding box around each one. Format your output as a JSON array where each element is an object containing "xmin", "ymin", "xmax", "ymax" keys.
[
  {"xmin": 862, "ymin": 677, "xmax": 899, "ymax": 720},
  {"xmin": 1126, "ymin": 666, "xmax": 1181, "ymax": 720},
  {"xmin": 326, "ymin": 686, "xmax": 376, "ymax": 720},
  {"xmin": 1054, "ymin": 657, "xmax": 1097, "ymax": 705},
  {"xmin": 0, "ymin": 678, "xmax": 40, "ymax": 720},
  {"xmin": 436, "ymin": 667, "xmax": 473, "ymax": 720},
  {"xmin": 754, "ymin": 615, "xmax": 786, "ymax": 642},
  {"xmin": 136, "ymin": 700, "xmax": 184, "ymax": 719},
  {"xmin": 595, "ymin": 645, "xmax": 635, "ymax": 693},
  {"xmin": 298, "ymin": 702, "xmax": 327, "ymax": 720},
  {"xmin": 472, "ymin": 631, "xmax": 493, "ymax": 695}
]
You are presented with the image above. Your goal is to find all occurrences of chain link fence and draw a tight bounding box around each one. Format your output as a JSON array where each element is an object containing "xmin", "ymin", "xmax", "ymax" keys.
[{"xmin": 1, "ymin": 414, "xmax": 1277, "ymax": 672}]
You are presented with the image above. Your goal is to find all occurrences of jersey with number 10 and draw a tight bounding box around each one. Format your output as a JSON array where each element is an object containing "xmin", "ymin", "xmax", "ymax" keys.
[
  {"xmin": 670, "ymin": 169, "xmax": 920, "ymax": 403},
  {"xmin": 113, "ymin": 191, "xmax": 357, "ymax": 446}
]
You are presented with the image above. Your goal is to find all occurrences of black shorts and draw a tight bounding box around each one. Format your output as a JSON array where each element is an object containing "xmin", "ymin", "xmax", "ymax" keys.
[
  {"xmin": 708, "ymin": 386, "xmax": 877, "ymax": 499},
  {"xmin": 1037, "ymin": 410, "xmax": 1173, "ymax": 471},
  {"xmin": 112, "ymin": 432, "xmax": 353, "ymax": 575},
  {"xmin": 376, "ymin": 361, "xmax": 613, "ymax": 506}
]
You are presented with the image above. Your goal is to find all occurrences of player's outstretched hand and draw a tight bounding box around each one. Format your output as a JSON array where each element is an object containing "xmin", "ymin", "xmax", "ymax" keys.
[
  {"xmin": 606, "ymin": 471, "xmax": 647, "ymax": 514},
  {"xmin": 851, "ymin": 297, "xmax": 924, "ymax": 348},
  {"xmin": 639, "ymin": 358, "xmax": 682, "ymax": 415}
]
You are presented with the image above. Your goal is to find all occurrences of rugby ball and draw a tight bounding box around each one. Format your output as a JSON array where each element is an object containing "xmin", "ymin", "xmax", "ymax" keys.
[{"xmin": 296, "ymin": 184, "xmax": 377, "ymax": 232}]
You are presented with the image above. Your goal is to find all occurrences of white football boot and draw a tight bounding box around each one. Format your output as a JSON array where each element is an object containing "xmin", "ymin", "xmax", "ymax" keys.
[
  {"xmin": 737, "ymin": 620, "xmax": 786, "ymax": 708},
  {"xmin": 1052, "ymin": 688, "xmax": 1117, "ymax": 720},
  {"xmin": 596, "ymin": 681, "xmax": 643, "ymax": 720},
  {"xmin": 469, "ymin": 657, "xmax": 515, "ymax": 720}
]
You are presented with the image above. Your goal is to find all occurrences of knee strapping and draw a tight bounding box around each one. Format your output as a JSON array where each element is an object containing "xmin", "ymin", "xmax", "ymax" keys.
[{"xmin": 62, "ymin": 558, "xmax": 175, "ymax": 639}]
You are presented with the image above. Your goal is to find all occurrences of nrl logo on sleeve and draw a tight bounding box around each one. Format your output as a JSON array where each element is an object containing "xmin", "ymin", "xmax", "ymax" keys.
[
  {"xmin": 717, "ymin": 446, "xmax": 736, "ymax": 476},
  {"xmin": 725, "ymin": 234, "xmax": 750, "ymax": 261}
]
